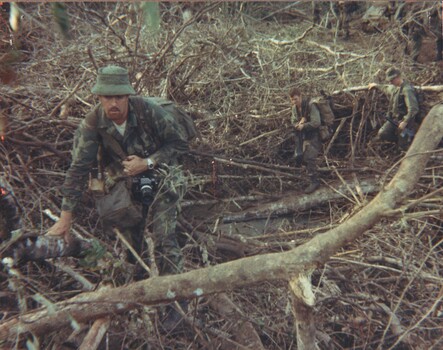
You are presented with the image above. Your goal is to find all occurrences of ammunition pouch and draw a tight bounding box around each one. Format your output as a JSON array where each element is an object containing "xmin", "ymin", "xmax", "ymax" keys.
[
  {"xmin": 88, "ymin": 176, "xmax": 105, "ymax": 195},
  {"xmin": 95, "ymin": 180, "xmax": 142, "ymax": 227}
]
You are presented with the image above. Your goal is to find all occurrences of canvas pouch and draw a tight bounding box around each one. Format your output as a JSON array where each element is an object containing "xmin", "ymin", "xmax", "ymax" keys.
[{"xmin": 95, "ymin": 180, "xmax": 142, "ymax": 227}]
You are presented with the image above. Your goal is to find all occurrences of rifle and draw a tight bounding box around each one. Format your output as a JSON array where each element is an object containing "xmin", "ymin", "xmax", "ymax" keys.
[
  {"xmin": 385, "ymin": 116, "xmax": 415, "ymax": 141},
  {"xmin": 294, "ymin": 129, "xmax": 304, "ymax": 166}
]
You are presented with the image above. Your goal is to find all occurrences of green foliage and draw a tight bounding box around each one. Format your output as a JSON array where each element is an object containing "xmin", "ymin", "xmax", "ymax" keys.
[
  {"xmin": 140, "ymin": 2, "xmax": 160, "ymax": 37},
  {"xmin": 78, "ymin": 239, "xmax": 107, "ymax": 268}
]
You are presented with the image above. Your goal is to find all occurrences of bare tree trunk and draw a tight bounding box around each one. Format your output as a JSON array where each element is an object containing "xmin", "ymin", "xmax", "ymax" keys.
[
  {"xmin": 290, "ymin": 273, "xmax": 318, "ymax": 350},
  {"xmin": 0, "ymin": 102, "xmax": 441, "ymax": 341}
]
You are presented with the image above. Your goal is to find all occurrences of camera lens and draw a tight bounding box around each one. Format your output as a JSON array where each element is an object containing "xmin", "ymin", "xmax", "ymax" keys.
[
  {"xmin": 136, "ymin": 175, "xmax": 156, "ymax": 201},
  {"xmin": 140, "ymin": 184, "xmax": 153, "ymax": 197}
]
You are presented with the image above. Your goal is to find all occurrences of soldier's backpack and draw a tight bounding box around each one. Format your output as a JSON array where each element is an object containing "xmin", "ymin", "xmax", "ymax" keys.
[
  {"xmin": 411, "ymin": 86, "xmax": 427, "ymax": 123},
  {"xmin": 130, "ymin": 96, "xmax": 199, "ymax": 144},
  {"xmin": 311, "ymin": 95, "xmax": 336, "ymax": 141}
]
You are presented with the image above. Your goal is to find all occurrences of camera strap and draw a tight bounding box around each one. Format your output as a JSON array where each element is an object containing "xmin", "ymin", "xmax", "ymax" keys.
[{"xmin": 97, "ymin": 129, "xmax": 127, "ymax": 160}]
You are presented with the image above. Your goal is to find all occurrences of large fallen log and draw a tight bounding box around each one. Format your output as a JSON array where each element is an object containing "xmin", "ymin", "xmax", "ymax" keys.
[
  {"xmin": 332, "ymin": 84, "xmax": 443, "ymax": 95},
  {"xmin": 221, "ymin": 178, "xmax": 380, "ymax": 223},
  {"xmin": 0, "ymin": 102, "xmax": 442, "ymax": 341}
]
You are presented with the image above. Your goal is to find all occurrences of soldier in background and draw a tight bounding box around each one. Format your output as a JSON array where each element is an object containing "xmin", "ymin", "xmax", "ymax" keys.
[
  {"xmin": 333, "ymin": 1, "xmax": 360, "ymax": 39},
  {"xmin": 368, "ymin": 67, "xmax": 419, "ymax": 150},
  {"xmin": 391, "ymin": 1, "xmax": 441, "ymax": 61},
  {"xmin": 289, "ymin": 88, "xmax": 322, "ymax": 194},
  {"xmin": 428, "ymin": 4, "xmax": 442, "ymax": 61},
  {"xmin": 312, "ymin": 1, "xmax": 322, "ymax": 25}
]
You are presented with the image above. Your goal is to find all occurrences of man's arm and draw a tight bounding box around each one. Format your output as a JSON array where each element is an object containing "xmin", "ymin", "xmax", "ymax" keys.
[
  {"xmin": 402, "ymin": 85, "xmax": 419, "ymax": 124},
  {"xmin": 46, "ymin": 210, "xmax": 72, "ymax": 241},
  {"xmin": 60, "ymin": 123, "xmax": 99, "ymax": 212},
  {"xmin": 47, "ymin": 118, "xmax": 99, "ymax": 239},
  {"xmin": 146, "ymin": 104, "xmax": 189, "ymax": 166},
  {"xmin": 300, "ymin": 103, "xmax": 321, "ymax": 131},
  {"xmin": 368, "ymin": 83, "xmax": 395, "ymax": 96}
]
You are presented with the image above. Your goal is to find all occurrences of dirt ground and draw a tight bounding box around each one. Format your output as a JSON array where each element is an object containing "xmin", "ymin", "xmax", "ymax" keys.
[{"xmin": 1, "ymin": 2, "xmax": 442, "ymax": 349}]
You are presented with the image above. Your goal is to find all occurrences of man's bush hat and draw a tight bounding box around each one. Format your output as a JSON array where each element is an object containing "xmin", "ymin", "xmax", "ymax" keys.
[
  {"xmin": 91, "ymin": 65, "xmax": 136, "ymax": 95},
  {"xmin": 386, "ymin": 67, "xmax": 401, "ymax": 82}
]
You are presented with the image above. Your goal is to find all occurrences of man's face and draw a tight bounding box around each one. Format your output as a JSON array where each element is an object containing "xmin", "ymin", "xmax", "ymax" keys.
[
  {"xmin": 98, "ymin": 95, "xmax": 129, "ymax": 125},
  {"xmin": 390, "ymin": 76, "xmax": 401, "ymax": 87},
  {"xmin": 290, "ymin": 95, "xmax": 301, "ymax": 107}
]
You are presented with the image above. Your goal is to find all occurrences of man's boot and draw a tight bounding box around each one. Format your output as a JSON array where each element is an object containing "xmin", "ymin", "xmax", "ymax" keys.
[{"xmin": 304, "ymin": 176, "xmax": 320, "ymax": 194}]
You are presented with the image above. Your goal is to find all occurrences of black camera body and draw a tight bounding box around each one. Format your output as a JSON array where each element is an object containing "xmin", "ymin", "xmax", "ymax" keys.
[{"xmin": 132, "ymin": 174, "xmax": 158, "ymax": 204}]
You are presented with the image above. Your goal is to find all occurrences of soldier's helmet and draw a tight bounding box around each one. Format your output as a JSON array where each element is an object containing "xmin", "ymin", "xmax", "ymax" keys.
[
  {"xmin": 386, "ymin": 67, "xmax": 401, "ymax": 82},
  {"xmin": 91, "ymin": 65, "xmax": 136, "ymax": 96}
]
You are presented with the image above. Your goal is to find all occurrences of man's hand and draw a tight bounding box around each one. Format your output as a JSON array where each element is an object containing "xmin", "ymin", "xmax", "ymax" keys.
[
  {"xmin": 398, "ymin": 120, "xmax": 407, "ymax": 131},
  {"xmin": 295, "ymin": 122, "xmax": 304, "ymax": 131},
  {"xmin": 294, "ymin": 117, "xmax": 306, "ymax": 131},
  {"xmin": 46, "ymin": 210, "xmax": 72, "ymax": 243},
  {"xmin": 123, "ymin": 155, "xmax": 152, "ymax": 176}
]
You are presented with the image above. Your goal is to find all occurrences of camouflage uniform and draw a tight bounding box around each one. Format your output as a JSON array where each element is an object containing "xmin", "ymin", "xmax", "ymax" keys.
[
  {"xmin": 428, "ymin": 5, "xmax": 442, "ymax": 61},
  {"xmin": 396, "ymin": 2, "xmax": 428, "ymax": 62},
  {"xmin": 61, "ymin": 96, "xmax": 188, "ymax": 275},
  {"xmin": 0, "ymin": 176, "xmax": 22, "ymax": 241},
  {"xmin": 377, "ymin": 81, "xmax": 419, "ymax": 147},
  {"xmin": 291, "ymin": 98, "xmax": 322, "ymax": 192},
  {"xmin": 394, "ymin": 2, "xmax": 441, "ymax": 60},
  {"xmin": 333, "ymin": 1, "xmax": 360, "ymax": 39}
]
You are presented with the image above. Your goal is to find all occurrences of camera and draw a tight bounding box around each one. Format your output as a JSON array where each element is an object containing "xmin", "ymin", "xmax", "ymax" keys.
[
  {"xmin": 133, "ymin": 174, "xmax": 158, "ymax": 204},
  {"xmin": 139, "ymin": 176, "xmax": 157, "ymax": 198}
]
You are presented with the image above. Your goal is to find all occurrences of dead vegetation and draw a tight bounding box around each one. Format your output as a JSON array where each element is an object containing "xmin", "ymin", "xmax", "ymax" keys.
[{"xmin": 1, "ymin": 2, "xmax": 442, "ymax": 349}]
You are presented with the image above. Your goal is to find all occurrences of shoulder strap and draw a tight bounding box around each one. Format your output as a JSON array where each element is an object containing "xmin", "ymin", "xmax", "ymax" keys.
[
  {"xmin": 130, "ymin": 96, "xmax": 147, "ymax": 124},
  {"xmin": 97, "ymin": 129, "xmax": 127, "ymax": 160}
]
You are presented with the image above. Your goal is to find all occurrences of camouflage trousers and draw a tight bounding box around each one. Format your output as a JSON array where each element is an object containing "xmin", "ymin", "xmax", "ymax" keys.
[
  {"xmin": 299, "ymin": 136, "xmax": 322, "ymax": 179},
  {"xmin": 102, "ymin": 165, "xmax": 187, "ymax": 276},
  {"xmin": 410, "ymin": 28, "xmax": 424, "ymax": 62},
  {"xmin": 377, "ymin": 118, "xmax": 414, "ymax": 150}
]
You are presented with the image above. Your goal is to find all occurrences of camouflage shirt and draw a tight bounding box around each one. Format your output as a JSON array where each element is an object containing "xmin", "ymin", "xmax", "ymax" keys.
[
  {"xmin": 61, "ymin": 96, "xmax": 189, "ymax": 212},
  {"xmin": 380, "ymin": 81, "xmax": 419, "ymax": 123}
]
